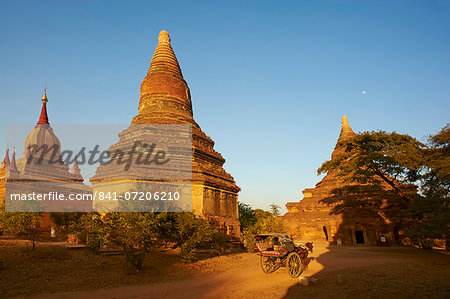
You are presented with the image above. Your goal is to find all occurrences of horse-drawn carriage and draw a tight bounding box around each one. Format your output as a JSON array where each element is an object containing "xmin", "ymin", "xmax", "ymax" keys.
[{"xmin": 254, "ymin": 233, "xmax": 313, "ymax": 278}]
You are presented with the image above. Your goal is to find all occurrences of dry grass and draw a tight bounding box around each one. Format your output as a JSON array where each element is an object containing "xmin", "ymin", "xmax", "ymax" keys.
[{"xmin": 0, "ymin": 239, "xmax": 191, "ymax": 298}]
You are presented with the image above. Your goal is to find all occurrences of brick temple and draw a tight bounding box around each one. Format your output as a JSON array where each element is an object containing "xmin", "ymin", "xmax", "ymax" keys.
[
  {"xmin": 282, "ymin": 116, "xmax": 417, "ymax": 245},
  {"xmin": 91, "ymin": 31, "xmax": 240, "ymax": 236}
]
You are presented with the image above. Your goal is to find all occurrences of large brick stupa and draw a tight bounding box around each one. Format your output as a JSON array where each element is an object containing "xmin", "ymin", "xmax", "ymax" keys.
[{"xmin": 91, "ymin": 31, "xmax": 240, "ymax": 236}]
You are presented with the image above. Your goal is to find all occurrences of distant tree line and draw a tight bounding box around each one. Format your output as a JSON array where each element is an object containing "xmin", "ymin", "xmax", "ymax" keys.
[{"xmin": 238, "ymin": 202, "xmax": 283, "ymax": 251}]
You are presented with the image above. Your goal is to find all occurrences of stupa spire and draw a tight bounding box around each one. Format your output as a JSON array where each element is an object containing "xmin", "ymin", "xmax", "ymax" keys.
[
  {"xmin": 133, "ymin": 30, "xmax": 195, "ymax": 125},
  {"xmin": 37, "ymin": 88, "xmax": 50, "ymax": 125},
  {"xmin": 147, "ymin": 30, "xmax": 183, "ymax": 78},
  {"xmin": 2, "ymin": 147, "xmax": 10, "ymax": 167},
  {"xmin": 337, "ymin": 115, "xmax": 355, "ymax": 143},
  {"xmin": 331, "ymin": 115, "xmax": 356, "ymax": 159},
  {"xmin": 8, "ymin": 147, "xmax": 18, "ymax": 171}
]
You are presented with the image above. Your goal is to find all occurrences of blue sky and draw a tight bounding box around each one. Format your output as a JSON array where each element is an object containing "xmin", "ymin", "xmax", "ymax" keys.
[{"xmin": 1, "ymin": 0, "xmax": 449, "ymax": 213}]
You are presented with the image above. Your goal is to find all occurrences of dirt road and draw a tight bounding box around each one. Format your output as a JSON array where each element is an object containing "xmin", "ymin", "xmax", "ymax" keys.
[{"xmin": 31, "ymin": 241, "xmax": 450, "ymax": 299}]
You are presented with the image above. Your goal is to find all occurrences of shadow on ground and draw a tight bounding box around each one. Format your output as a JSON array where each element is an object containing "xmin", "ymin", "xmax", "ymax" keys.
[{"xmin": 283, "ymin": 242, "xmax": 450, "ymax": 298}]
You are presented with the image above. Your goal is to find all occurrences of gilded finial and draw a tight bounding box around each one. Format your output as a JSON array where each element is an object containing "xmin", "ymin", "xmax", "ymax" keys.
[{"xmin": 41, "ymin": 86, "xmax": 48, "ymax": 103}]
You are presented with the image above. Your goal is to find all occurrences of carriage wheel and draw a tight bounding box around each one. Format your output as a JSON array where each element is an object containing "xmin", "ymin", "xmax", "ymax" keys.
[
  {"xmin": 260, "ymin": 255, "xmax": 279, "ymax": 274},
  {"xmin": 287, "ymin": 252, "xmax": 304, "ymax": 278}
]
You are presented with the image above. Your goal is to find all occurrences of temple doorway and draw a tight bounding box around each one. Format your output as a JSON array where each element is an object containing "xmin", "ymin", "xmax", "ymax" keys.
[{"xmin": 355, "ymin": 231, "xmax": 365, "ymax": 244}]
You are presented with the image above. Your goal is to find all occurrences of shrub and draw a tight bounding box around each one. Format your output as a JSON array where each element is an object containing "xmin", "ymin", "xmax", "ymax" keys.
[
  {"xmin": 73, "ymin": 213, "xmax": 109, "ymax": 254},
  {"xmin": 0, "ymin": 204, "xmax": 41, "ymax": 249},
  {"xmin": 105, "ymin": 212, "xmax": 156, "ymax": 272},
  {"xmin": 177, "ymin": 213, "xmax": 214, "ymax": 261},
  {"xmin": 50, "ymin": 212, "xmax": 84, "ymax": 231}
]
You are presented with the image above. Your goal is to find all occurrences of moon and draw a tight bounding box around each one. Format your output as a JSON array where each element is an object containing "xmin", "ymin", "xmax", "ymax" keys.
[{"xmin": 362, "ymin": 90, "xmax": 367, "ymax": 94}]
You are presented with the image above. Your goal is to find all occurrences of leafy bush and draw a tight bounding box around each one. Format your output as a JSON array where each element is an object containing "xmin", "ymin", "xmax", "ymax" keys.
[
  {"xmin": 0, "ymin": 203, "xmax": 41, "ymax": 249},
  {"xmin": 50, "ymin": 212, "xmax": 84, "ymax": 231},
  {"xmin": 105, "ymin": 213, "xmax": 156, "ymax": 272},
  {"xmin": 238, "ymin": 202, "xmax": 256, "ymax": 232},
  {"xmin": 73, "ymin": 213, "xmax": 109, "ymax": 254},
  {"xmin": 175, "ymin": 213, "xmax": 215, "ymax": 261},
  {"xmin": 153, "ymin": 213, "xmax": 214, "ymax": 261}
]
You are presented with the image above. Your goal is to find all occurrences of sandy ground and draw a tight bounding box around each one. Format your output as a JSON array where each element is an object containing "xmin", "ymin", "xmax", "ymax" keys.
[{"xmin": 25, "ymin": 240, "xmax": 449, "ymax": 299}]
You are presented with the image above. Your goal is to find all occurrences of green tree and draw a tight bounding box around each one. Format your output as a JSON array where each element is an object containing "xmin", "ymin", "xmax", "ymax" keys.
[
  {"xmin": 153, "ymin": 212, "xmax": 215, "ymax": 261},
  {"xmin": 0, "ymin": 201, "xmax": 41, "ymax": 249},
  {"xmin": 241, "ymin": 208, "xmax": 284, "ymax": 252},
  {"xmin": 318, "ymin": 131, "xmax": 424, "ymax": 203},
  {"xmin": 50, "ymin": 212, "xmax": 84, "ymax": 231},
  {"xmin": 173, "ymin": 213, "xmax": 214, "ymax": 261},
  {"xmin": 105, "ymin": 212, "xmax": 157, "ymax": 272},
  {"xmin": 252, "ymin": 209, "xmax": 284, "ymax": 233},
  {"xmin": 238, "ymin": 202, "xmax": 256, "ymax": 232},
  {"xmin": 270, "ymin": 203, "xmax": 281, "ymax": 216},
  {"xmin": 406, "ymin": 125, "xmax": 450, "ymax": 249},
  {"xmin": 73, "ymin": 213, "xmax": 110, "ymax": 254}
]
